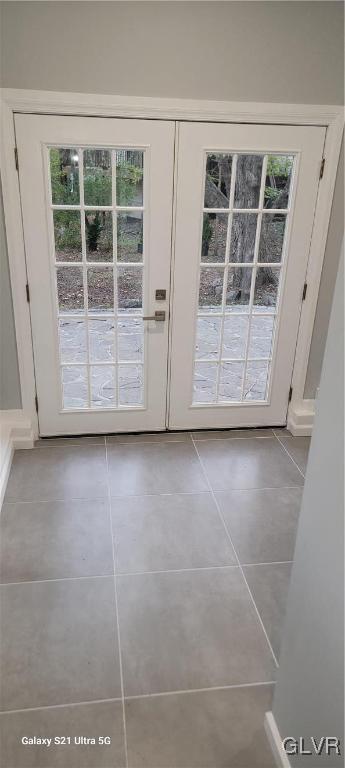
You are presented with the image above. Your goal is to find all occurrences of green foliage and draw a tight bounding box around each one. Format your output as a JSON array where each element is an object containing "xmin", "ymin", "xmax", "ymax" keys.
[
  {"xmin": 50, "ymin": 148, "xmax": 79, "ymax": 205},
  {"xmin": 266, "ymin": 155, "xmax": 293, "ymax": 178},
  {"xmin": 265, "ymin": 155, "xmax": 293, "ymax": 206},
  {"xmin": 54, "ymin": 211, "xmax": 81, "ymax": 253},
  {"xmin": 116, "ymin": 163, "xmax": 143, "ymax": 205},
  {"xmin": 84, "ymin": 169, "xmax": 111, "ymax": 206},
  {"xmin": 50, "ymin": 148, "xmax": 143, "ymax": 253}
]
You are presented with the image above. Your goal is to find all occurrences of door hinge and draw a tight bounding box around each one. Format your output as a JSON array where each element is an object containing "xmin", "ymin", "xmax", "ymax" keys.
[
  {"xmin": 319, "ymin": 157, "xmax": 325, "ymax": 179},
  {"xmin": 302, "ymin": 282, "xmax": 307, "ymax": 301},
  {"xmin": 35, "ymin": 395, "xmax": 39, "ymax": 413},
  {"xmin": 288, "ymin": 386, "xmax": 293, "ymax": 403},
  {"xmin": 14, "ymin": 146, "xmax": 19, "ymax": 171},
  {"xmin": 26, "ymin": 283, "xmax": 30, "ymax": 303}
]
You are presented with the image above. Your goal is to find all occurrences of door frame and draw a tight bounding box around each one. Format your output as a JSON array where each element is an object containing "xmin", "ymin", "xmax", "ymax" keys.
[{"xmin": 1, "ymin": 88, "xmax": 343, "ymax": 438}]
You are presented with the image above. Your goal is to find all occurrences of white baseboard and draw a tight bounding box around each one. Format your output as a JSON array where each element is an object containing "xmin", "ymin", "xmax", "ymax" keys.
[
  {"xmin": 0, "ymin": 409, "xmax": 35, "ymax": 508},
  {"xmin": 287, "ymin": 398, "xmax": 315, "ymax": 436},
  {"xmin": 265, "ymin": 712, "xmax": 292, "ymax": 768}
]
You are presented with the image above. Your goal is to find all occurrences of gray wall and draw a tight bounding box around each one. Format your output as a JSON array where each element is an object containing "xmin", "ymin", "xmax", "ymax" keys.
[
  {"xmin": 0, "ymin": 178, "xmax": 22, "ymax": 410},
  {"xmin": 272, "ymin": 248, "xmax": 344, "ymax": 765},
  {"xmin": 0, "ymin": 1, "xmax": 343, "ymax": 410},
  {"xmin": 1, "ymin": 1, "xmax": 344, "ymax": 104}
]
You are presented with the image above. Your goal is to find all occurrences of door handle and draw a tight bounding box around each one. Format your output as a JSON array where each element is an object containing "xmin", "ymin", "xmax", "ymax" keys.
[{"xmin": 143, "ymin": 310, "xmax": 166, "ymax": 322}]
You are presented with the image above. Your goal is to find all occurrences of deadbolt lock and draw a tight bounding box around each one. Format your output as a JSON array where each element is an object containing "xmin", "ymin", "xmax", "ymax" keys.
[{"xmin": 155, "ymin": 289, "xmax": 166, "ymax": 301}]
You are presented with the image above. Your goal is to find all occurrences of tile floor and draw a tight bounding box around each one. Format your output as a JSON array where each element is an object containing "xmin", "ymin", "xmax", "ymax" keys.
[{"xmin": 0, "ymin": 428, "xmax": 309, "ymax": 767}]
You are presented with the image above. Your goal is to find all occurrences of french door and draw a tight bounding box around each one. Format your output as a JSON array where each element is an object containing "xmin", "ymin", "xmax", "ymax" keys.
[
  {"xmin": 15, "ymin": 114, "xmax": 325, "ymax": 435},
  {"xmin": 15, "ymin": 114, "xmax": 175, "ymax": 435},
  {"xmin": 169, "ymin": 122, "xmax": 325, "ymax": 429}
]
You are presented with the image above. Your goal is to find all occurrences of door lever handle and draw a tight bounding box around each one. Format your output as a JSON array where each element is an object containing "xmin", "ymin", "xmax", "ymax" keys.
[{"xmin": 143, "ymin": 310, "xmax": 166, "ymax": 322}]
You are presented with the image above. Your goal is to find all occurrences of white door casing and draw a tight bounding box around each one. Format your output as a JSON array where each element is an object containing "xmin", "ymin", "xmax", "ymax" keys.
[
  {"xmin": 169, "ymin": 122, "xmax": 326, "ymax": 429},
  {"xmin": 15, "ymin": 114, "xmax": 175, "ymax": 435}
]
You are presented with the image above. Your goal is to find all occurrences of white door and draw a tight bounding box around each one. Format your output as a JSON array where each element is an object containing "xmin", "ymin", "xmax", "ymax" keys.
[
  {"xmin": 15, "ymin": 114, "xmax": 175, "ymax": 435},
  {"xmin": 169, "ymin": 122, "xmax": 325, "ymax": 429}
]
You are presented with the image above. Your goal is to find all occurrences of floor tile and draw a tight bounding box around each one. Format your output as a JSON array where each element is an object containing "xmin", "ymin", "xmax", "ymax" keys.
[
  {"xmin": 0, "ymin": 577, "xmax": 121, "ymax": 710},
  {"xmin": 215, "ymin": 487, "xmax": 302, "ymax": 564},
  {"xmin": 275, "ymin": 433, "xmax": 310, "ymax": 474},
  {"xmin": 0, "ymin": 701, "xmax": 125, "ymax": 768},
  {"xmin": 5, "ymin": 446, "xmax": 108, "ymax": 502},
  {"xmin": 35, "ymin": 436, "xmax": 105, "ymax": 447},
  {"xmin": 196, "ymin": 438, "xmax": 303, "ymax": 491},
  {"xmin": 244, "ymin": 563, "xmax": 293, "ymax": 660},
  {"xmin": 125, "ymin": 684, "xmax": 275, "ymax": 767},
  {"xmin": 117, "ymin": 568, "xmax": 276, "ymax": 696},
  {"xmin": 107, "ymin": 431, "xmax": 191, "ymax": 444},
  {"xmin": 191, "ymin": 428, "xmax": 274, "ymax": 440},
  {"xmin": 107, "ymin": 442, "xmax": 207, "ymax": 497},
  {"xmin": 0, "ymin": 499, "xmax": 113, "ymax": 583},
  {"xmin": 112, "ymin": 493, "xmax": 236, "ymax": 573}
]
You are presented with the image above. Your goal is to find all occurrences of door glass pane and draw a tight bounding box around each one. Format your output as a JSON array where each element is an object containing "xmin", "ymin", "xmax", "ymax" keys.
[
  {"xmin": 56, "ymin": 266, "xmax": 84, "ymax": 314},
  {"xmin": 201, "ymin": 213, "xmax": 228, "ymax": 263},
  {"xmin": 254, "ymin": 267, "xmax": 280, "ymax": 312},
  {"xmin": 89, "ymin": 318, "xmax": 116, "ymax": 362},
  {"xmin": 118, "ymin": 365, "xmax": 144, "ymax": 405},
  {"xmin": 195, "ymin": 317, "xmax": 221, "ymax": 360},
  {"xmin": 199, "ymin": 267, "xmax": 224, "ymax": 312},
  {"xmin": 259, "ymin": 214, "xmax": 286, "ymax": 263},
  {"xmin": 244, "ymin": 361, "xmax": 270, "ymax": 401},
  {"xmin": 58, "ymin": 319, "xmax": 87, "ymax": 364},
  {"xmin": 53, "ymin": 211, "xmax": 82, "ymax": 262},
  {"xmin": 83, "ymin": 149, "xmax": 112, "ymax": 206},
  {"xmin": 230, "ymin": 213, "xmax": 258, "ymax": 264},
  {"xmin": 118, "ymin": 318, "xmax": 144, "ymax": 362},
  {"xmin": 264, "ymin": 155, "xmax": 294, "ymax": 209},
  {"xmin": 193, "ymin": 146, "xmax": 292, "ymax": 405},
  {"xmin": 50, "ymin": 148, "xmax": 79, "ymax": 205},
  {"xmin": 49, "ymin": 145, "xmax": 147, "ymax": 411},
  {"xmin": 226, "ymin": 267, "xmax": 252, "ymax": 312},
  {"xmin": 91, "ymin": 365, "xmax": 116, "ymax": 407},
  {"xmin": 85, "ymin": 211, "xmax": 113, "ymax": 262},
  {"xmin": 248, "ymin": 316, "xmax": 275, "ymax": 359},
  {"xmin": 87, "ymin": 267, "xmax": 114, "ymax": 313},
  {"xmin": 62, "ymin": 366, "xmax": 88, "ymax": 409},
  {"xmin": 117, "ymin": 267, "xmax": 143, "ymax": 314},
  {"xmin": 117, "ymin": 212, "xmax": 143, "ymax": 262},
  {"xmin": 204, "ymin": 154, "xmax": 232, "ymax": 208},
  {"xmin": 234, "ymin": 155, "xmax": 263, "ymax": 209},
  {"xmin": 222, "ymin": 316, "xmax": 248, "ymax": 359},
  {"xmin": 219, "ymin": 362, "xmax": 244, "ymax": 401},
  {"xmin": 193, "ymin": 362, "xmax": 217, "ymax": 403},
  {"xmin": 116, "ymin": 150, "xmax": 144, "ymax": 206}
]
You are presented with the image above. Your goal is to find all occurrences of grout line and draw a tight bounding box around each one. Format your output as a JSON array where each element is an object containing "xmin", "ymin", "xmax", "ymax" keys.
[
  {"xmin": 125, "ymin": 680, "xmax": 276, "ymax": 701},
  {"xmin": 3, "ymin": 485, "xmax": 303, "ymax": 506},
  {"xmin": 33, "ymin": 443, "xmax": 106, "ymax": 449},
  {"xmin": 191, "ymin": 435, "xmax": 274, "ymax": 442},
  {"xmin": 190, "ymin": 435, "xmax": 279, "ymax": 669},
  {"xmin": 0, "ymin": 698, "xmax": 123, "ymax": 716},
  {"xmin": 32, "ymin": 441, "xmax": 106, "ymax": 449},
  {"xmin": 116, "ymin": 564, "xmax": 240, "ymax": 578},
  {"xmin": 242, "ymin": 560, "xmax": 293, "ymax": 568},
  {"xmin": 0, "ymin": 574, "xmax": 115, "ymax": 588},
  {"xmin": 0, "ymin": 682, "xmax": 276, "ymax": 716},
  {"xmin": 272, "ymin": 430, "xmax": 306, "ymax": 479},
  {"xmin": 3, "ymin": 497, "xmax": 110, "ymax": 505},
  {"xmin": 107, "ymin": 438, "xmax": 191, "ymax": 445},
  {"xmin": 105, "ymin": 435, "xmax": 129, "ymax": 768},
  {"xmin": 32, "ymin": 433, "xmax": 279, "ymax": 450},
  {"xmin": 0, "ymin": 562, "xmax": 295, "ymax": 588}
]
